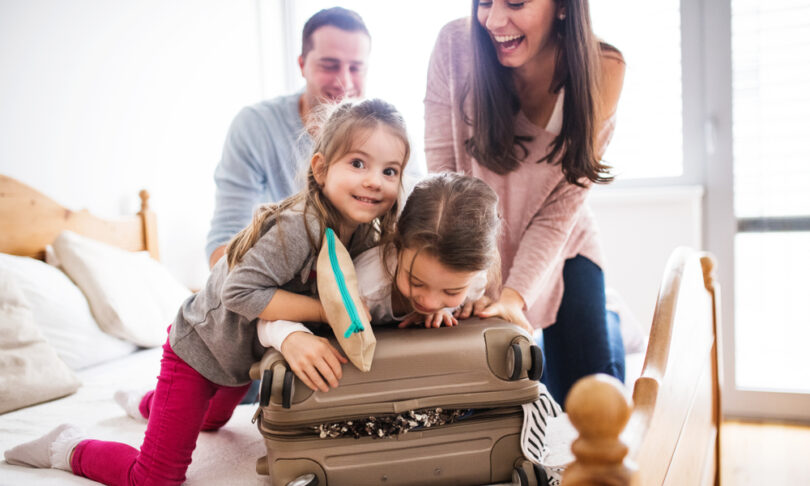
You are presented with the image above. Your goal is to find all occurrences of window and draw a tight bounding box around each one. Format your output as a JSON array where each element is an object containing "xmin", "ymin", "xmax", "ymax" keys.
[
  {"xmin": 591, "ymin": 1, "xmax": 684, "ymax": 180},
  {"xmin": 731, "ymin": 0, "xmax": 810, "ymax": 394}
]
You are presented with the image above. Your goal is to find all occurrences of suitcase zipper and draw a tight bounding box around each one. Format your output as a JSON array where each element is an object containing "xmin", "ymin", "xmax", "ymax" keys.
[
  {"xmin": 259, "ymin": 394, "xmax": 535, "ymax": 429},
  {"xmin": 260, "ymin": 405, "xmax": 523, "ymax": 442}
]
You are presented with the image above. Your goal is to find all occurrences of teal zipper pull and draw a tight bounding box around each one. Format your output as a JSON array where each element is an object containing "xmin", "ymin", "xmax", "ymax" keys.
[{"xmin": 325, "ymin": 228, "xmax": 365, "ymax": 338}]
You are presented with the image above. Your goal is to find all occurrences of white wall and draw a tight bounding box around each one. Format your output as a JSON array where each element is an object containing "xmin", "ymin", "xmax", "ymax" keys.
[
  {"xmin": 589, "ymin": 186, "xmax": 704, "ymax": 332},
  {"xmin": 0, "ymin": 0, "xmax": 273, "ymax": 288}
]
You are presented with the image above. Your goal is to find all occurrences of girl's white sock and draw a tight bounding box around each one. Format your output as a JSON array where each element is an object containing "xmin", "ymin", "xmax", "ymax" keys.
[
  {"xmin": 114, "ymin": 388, "xmax": 149, "ymax": 422},
  {"xmin": 4, "ymin": 424, "xmax": 85, "ymax": 471}
]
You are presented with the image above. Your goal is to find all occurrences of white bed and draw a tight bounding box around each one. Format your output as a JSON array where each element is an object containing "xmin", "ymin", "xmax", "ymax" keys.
[
  {"xmin": 1, "ymin": 175, "xmax": 716, "ymax": 486},
  {"xmin": 0, "ymin": 347, "xmax": 266, "ymax": 485}
]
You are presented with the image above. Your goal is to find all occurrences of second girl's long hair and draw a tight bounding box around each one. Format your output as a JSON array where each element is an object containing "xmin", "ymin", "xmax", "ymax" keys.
[
  {"xmin": 226, "ymin": 98, "xmax": 410, "ymax": 269},
  {"xmin": 464, "ymin": 0, "xmax": 622, "ymax": 187},
  {"xmin": 386, "ymin": 172, "xmax": 501, "ymax": 292}
]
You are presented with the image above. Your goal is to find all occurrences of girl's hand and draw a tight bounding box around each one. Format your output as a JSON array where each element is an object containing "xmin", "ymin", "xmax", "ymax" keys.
[
  {"xmin": 279, "ymin": 332, "xmax": 348, "ymax": 392},
  {"xmin": 476, "ymin": 288, "xmax": 533, "ymax": 334},
  {"xmin": 397, "ymin": 309, "xmax": 458, "ymax": 329},
  {"xmin": 454, "ymin": 296, "xmax": 493, "ymax": 320}
]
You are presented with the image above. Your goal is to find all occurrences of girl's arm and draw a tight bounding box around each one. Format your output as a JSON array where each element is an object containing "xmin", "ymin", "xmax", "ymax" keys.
[
  {"xmin": 258, "ymin": 290, "xmax": 326, "ymax": 323},
  {"xmin": 221, "ymin": 209, "xmax": 321, "ymax": 323}
]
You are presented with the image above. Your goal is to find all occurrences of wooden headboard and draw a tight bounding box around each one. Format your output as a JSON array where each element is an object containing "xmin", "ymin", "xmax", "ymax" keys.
[{"xmin": 0, "ymin": 174, "xmax": 159, "ymax": 260}]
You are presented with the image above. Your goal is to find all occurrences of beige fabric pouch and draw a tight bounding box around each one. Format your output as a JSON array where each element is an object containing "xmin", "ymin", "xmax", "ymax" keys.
[{"xmin": 316, "ymin": 228, "xmax": 375, "ymax": 371}]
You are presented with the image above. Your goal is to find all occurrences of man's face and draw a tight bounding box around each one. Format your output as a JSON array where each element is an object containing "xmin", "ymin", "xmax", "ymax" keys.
[{"xmin": 299, "ymin": 26, "xmax": 371, "ymax": 111}]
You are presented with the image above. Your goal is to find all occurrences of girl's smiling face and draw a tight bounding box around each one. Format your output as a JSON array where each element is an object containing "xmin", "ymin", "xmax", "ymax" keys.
[
  {"xmin": 476, "ymin": 0, "xmax": 559, "ymax": 69},
  {"xmin": 313, "ymin": 125, "xmax": 405, "ymax": 238},
  {"xmin": 395, "ymin": 247, "xmax": 479, "ymax": 315}
]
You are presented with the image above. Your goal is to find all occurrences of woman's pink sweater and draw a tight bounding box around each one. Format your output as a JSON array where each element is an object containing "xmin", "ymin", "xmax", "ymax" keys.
[{"xmin": 424, "ymin": 18, "xmax": 615, "ymax": 329}]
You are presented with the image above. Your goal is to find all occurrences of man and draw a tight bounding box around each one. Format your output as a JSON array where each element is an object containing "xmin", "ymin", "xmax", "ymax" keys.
[{"xmin": 206, "ymin": 7, "xmax": 372, "ymax": 268}]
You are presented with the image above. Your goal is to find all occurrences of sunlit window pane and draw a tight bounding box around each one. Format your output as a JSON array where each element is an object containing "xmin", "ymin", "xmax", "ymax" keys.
[
  {"xmin": 734, "ymin": 232, "xmax": 810, "ymax": 393},
  {"xmin": 591, "ymin": 0, "xmax": 683, "ymax": 180},
  {"xmin": 732, "ymin": 1, "xmax": 810, "ymax": 218}
]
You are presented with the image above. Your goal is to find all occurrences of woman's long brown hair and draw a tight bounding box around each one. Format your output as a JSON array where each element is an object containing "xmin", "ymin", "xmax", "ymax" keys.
[{"xmin": 465, "ymin": 0, "xmax": 622, "ymax": 187}]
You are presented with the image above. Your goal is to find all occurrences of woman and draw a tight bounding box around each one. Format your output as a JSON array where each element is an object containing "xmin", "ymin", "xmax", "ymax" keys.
[{"xmin": 424, "ymin": 0, "xmax": 626, "ymax": 404}]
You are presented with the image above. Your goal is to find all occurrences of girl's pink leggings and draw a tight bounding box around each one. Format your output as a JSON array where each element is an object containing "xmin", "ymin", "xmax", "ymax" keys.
[{"xmin": 70, "ymin": 337, "xmax": 251, "ymax": 485}]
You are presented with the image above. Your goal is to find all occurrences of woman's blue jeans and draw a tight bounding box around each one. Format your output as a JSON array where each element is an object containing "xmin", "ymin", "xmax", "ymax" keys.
[{"xmin": 536, "ymin": 254, "xmax": 625, "ymax": 407}]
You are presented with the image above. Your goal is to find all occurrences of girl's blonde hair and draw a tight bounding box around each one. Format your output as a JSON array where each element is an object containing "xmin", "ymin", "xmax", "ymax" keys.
[
  {"xmin": 388, "ymin": 172, "xmax": 501, "ymax": 291},
  {"xmin": 226, "ymin": 98, "xmax": 410, "ymax": 269}
]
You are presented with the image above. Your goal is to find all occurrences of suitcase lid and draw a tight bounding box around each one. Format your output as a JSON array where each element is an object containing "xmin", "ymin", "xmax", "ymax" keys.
[{"xmin": 250, "ymin": 318, "xmax": 542, "ymax": 427}]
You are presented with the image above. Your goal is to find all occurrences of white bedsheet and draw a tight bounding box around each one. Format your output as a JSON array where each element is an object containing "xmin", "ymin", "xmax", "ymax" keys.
[{"xmin": 0, "ymin": 347, "xmax": 266, "ymax": 485}]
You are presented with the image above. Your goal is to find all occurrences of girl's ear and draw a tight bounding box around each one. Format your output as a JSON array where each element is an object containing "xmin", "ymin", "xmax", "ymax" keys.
[{"xmin": 311, "ymin": 153, "xmax": 326, "ymax": 185}]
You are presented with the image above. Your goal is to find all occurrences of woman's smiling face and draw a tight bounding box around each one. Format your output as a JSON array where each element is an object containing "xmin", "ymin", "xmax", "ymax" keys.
[{"xmin": 476, "ymin": 0, "xmax": 560, "ymax": 69}]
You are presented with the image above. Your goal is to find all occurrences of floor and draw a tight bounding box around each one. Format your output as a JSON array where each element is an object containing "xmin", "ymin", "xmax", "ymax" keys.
[{"xmin": 721, "ymin": 419, "xmax": 810, "ymax": 485}]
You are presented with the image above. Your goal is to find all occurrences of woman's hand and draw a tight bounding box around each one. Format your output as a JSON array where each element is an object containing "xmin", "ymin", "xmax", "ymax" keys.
[
  {"xmin": 476, "ymin": 288, "xmax": 533, "ymax": 334},
  {"xmin": 279, "ymin": 332, "xmax": 347, "ymax": 392},
  {"xmin": 397, "ymin": 309, "xmax": 458, "ymax": 329}
]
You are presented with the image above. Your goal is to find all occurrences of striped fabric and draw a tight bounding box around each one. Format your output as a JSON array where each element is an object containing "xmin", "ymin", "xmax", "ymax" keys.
[{"xmin": 520, "ymin": 387, "xmax": 564, "ymax": 485}]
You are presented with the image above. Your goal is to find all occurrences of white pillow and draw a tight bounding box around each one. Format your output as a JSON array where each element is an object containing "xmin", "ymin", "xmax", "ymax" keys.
[
  {"xmin": 606, "ymin": 288, "xmax": 648, "ymax": 355},
  {"xmin": 0, "ymin": 272, "xmax": 82, "ymax": 413},
  {"xmin": 52, "ymin": 231, "xmax": 191, "ymax": 347},
  {"xmin": 0, "ymin": 253, "xmax": 137, "ymax": 370}
]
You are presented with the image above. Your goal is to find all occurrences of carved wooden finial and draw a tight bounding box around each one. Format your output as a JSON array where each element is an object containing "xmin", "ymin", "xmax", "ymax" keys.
[
  {"xmin": 562, "ymin": 374, "xmax": 633, "ymax": 486},
  {"xmin": 139, "ymin": 189, "xmax": 150, "ymax": 213}
]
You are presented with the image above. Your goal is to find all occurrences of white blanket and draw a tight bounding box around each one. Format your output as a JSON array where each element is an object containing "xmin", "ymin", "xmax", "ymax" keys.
[{"xmin": 0, "ymin": 347, "xmax": 266, "ymax": 485}]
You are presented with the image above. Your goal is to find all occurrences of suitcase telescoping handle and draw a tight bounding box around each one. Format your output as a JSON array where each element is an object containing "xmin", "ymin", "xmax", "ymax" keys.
[{"xmin": 259, "ymin": 361, "xmax": 295, "ymax": 409}]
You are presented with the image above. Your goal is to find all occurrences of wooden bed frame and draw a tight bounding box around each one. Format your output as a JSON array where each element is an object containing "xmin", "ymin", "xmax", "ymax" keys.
[
  {"xmin": 0, "ymin": 174, "xmax": 721, "ymax": 486},
  {"xmin": 0, "ymin": 174, "xmax": 159, "ymax": 260},
  {"xmin": 562, "ymin": 248, "xmax": 722, "ymax": 486}
]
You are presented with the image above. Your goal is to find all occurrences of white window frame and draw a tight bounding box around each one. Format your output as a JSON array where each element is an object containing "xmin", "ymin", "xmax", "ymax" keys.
[{"xmin": 703, "ymin": 0, "xmax": 810, "ymax": 421}]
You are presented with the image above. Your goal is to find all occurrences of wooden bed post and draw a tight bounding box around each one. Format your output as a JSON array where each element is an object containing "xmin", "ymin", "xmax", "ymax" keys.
[
  {"xmin": 138, "ymin": 189, "xmax": 160, "ymax": 261},
  {"xmin": 562, "ymin": 374, "xmax": 634, "ymax": 486},
  {"xmin": 700, "ymin": 253, "xmax": 723, "ymax": 486}
]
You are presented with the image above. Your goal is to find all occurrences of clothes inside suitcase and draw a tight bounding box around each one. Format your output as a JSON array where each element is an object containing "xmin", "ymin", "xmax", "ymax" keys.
[{"xmin": 249, "ymin": 318, "xmax": 552, "ymax": 486}]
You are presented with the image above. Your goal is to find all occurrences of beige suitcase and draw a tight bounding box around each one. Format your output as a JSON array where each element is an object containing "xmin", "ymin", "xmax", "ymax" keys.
[{"xmin": 249, "ymin": 318, "xmax": 550, "ymax": 486}]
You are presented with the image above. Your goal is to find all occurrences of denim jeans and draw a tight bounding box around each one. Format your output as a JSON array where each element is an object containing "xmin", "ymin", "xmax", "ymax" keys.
[{"xmin": 536, "ymin": 255, "xmax": 625, "ymax": 407}]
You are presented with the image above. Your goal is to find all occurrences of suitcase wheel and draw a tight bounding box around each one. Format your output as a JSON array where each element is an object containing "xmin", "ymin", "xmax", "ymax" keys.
[
  {"xmin": 528, "ymin": 344, "xmax": 543, "ymax": 381},
  {"xmin": 282, "ymin": 367, "xmax": 295, "ymax": 409},
  {"xmin": 533, "ymin": 463, "xmax": 550, "ymax": 485},
  {"xmin": 259, "ymin": 369, "xmax": 273, "ymax": 407},
  {"xmin": 286, "ymin": 473, "xmax": 318, "ymax": 486},
  {"xmin": 512, "ymin": 459, "xmax": 549, "ymax": 486},
  {"xmin": 507, "ymin": 343, "xmax": 523, "ymax": 381}
]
